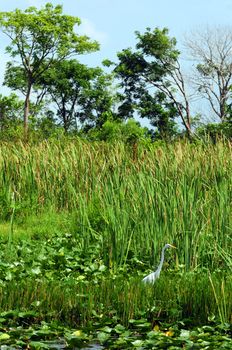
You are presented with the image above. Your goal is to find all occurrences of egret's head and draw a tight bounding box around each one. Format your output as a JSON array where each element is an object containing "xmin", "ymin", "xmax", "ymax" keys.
[{"xmin": 164, "ymin": 243, "xmax": 176, "ymax": 250}]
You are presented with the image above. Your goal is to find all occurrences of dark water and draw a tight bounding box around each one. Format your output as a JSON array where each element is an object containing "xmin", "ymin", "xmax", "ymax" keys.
[
  {"xmin": 45, "ymin": 340, "xmax": 103, "ymax": 349},
  {"xmin": 26, "ymin": 339, "xmax": 103, "ymax": 350}
]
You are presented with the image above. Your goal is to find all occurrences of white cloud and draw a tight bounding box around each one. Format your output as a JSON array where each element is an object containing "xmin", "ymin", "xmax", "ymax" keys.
[{"xmin": 78, "ymin": 18, "xmax": 108, "ymax": 46}]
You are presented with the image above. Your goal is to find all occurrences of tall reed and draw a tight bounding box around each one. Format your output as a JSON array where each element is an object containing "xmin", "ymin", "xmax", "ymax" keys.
[
  {"xmin": 0, "ymin": 139, "xmax": 231, "ymax": 271},
  {"xmin": 0, "ymin": 272, "xmax": 231, "ymax": 324}
]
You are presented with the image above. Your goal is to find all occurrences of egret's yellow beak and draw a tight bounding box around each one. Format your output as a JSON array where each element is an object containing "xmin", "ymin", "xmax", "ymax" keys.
[{"xmin": 170, "ymin": 244, "xmax": 176, "ymax": 249}]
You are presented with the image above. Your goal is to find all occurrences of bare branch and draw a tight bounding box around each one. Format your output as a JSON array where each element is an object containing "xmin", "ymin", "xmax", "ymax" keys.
[{"xmin": 185, "ymin": 25, "xmax": 232, "ymax": 120}]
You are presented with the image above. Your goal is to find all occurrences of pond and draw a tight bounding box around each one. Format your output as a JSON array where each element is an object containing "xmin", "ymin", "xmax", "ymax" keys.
[{"xmin": 0, "ymin": 320, "xmax": 231, "ymax": 349}]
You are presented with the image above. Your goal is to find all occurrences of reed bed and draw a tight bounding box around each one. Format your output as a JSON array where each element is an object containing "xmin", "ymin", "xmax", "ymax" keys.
[
  {"xmin": 0, "ymin": 272, "xmax": 231, "ymax": 325},
  {"xmin": 0, "ymin": 139, "xmax": 231, "ymax": 271}
]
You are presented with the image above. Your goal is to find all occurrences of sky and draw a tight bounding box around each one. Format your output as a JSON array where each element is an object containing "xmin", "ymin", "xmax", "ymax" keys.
[{"xmin": 1, "ymin": 0, "xmax": 232, "ymax": 123}]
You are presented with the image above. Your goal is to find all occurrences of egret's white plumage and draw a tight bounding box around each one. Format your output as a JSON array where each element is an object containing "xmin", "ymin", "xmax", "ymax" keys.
[{"xmin": 142, "ymin": 243, "xmax": 176, "ymax": 284}]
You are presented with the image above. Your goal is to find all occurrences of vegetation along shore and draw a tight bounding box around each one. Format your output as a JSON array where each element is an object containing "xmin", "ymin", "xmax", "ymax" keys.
[{"xmin": 0, "ymin": 2, "xmax": 231, "ymax": 348}]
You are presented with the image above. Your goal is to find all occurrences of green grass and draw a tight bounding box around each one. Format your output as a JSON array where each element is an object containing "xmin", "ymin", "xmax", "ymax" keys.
[
  {"xmin": 0, "ymin": 138, "xmax": 231, "ymax": 326},
  {"xmin": 0, "ymin": 139, "xmax": 231, "ymax": 270},
  {"xmin": 0, "ymin": 272, "xmax": 231, "ymax": 326}
]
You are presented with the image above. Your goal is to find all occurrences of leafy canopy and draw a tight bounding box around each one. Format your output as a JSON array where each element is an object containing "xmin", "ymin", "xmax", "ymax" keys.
[
  {"xmin": 114, "ymin": 28, "xmax": 181, "ymax": 137},
  {"xmin": 0, "ymin": 3, "xmax": 99, "ymax": 83},
  {"xmin": 0, "ymin": 2, "xmax": 100, "ymax": 136},
  {"xmin": 39, "ymin": 59, "xmax": 114, "ymax": 131}
]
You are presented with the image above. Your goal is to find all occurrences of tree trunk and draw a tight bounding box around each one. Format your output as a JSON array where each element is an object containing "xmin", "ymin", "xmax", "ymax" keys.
[{"xmin": 24, "ymin": 83, "xmax": 32, "ymax": 139}]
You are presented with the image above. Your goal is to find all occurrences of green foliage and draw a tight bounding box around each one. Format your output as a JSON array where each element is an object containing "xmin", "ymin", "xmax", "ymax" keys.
[
  {"xmin": 0, "ymin": 15, "xmax": 232, "ymax": 346},
  {"xmin": 40, "ymin": 60, "xmax": 100, "ymax": 131},
  {"xmin": 0, "ymin": 312, "xmax": 231, "ymax": 349},
  {"xmin": 0, "ymin": 139, "xmax": 231, "ymax": 272},
  {"xmin": 0, "ymin": 94, "xmax": 23, "ymax": 131},
  {"xmin": 0, "ymin": 2, "xmax": 99, "ymax": 135},
  {"xmin": 38, "ymin": 59, "xmax": 116, "ymax": 132},
  {"xmin": 0, "ymin": 226, "xmax": 231, "ymax": 325},
  {"xmin": 139, "ymin": 91, "xmax": 179, "ymax": 139},
  {"xmin": 76, "ymin": 71, "xmax": 117, "ymax": 131},
  {"xmin": 0, "ymin": 139, "xmax": 231, "ymax": 344},
  {"xmin": 135, "ymin": 27, "xmax": 179, "ymax": 60},
  {"xmin": 197, "ymin": 122, "xmax": 232, "ymax": 141},
  {"xmin": 114, "ymin": 27, "xmax": 187, "ymax": 138},
  {"xmin": 86, "ymin": 119, "xmax": 150, "ymax": 143},
  {"xmin": 0, "ymin": 3, "xmax": 98, "ymax": 61}
]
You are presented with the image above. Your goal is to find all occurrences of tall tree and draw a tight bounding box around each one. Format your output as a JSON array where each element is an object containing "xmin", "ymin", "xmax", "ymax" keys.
[
  {"xmin": 0, "ymin": 2, "xmax": 99, "ymax": 137},
  {"xmin": 114, "ymin": 28, "xmax": 192, "ymax": 136},
  {"xmin": 185, "ymin": 26, "xmax": 232, "ymax": 121},
  {"xmin": 39, "ymin": 59, "xmax": 115, "ymax": 132}
]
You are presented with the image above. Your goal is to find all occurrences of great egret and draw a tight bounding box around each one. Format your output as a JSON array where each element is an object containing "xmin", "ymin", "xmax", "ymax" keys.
[{"xmin": 142, "ymin": 244, "xmax": 176, "ymax": 284}]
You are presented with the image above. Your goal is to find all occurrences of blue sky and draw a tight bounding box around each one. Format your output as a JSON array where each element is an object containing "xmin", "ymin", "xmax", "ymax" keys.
[
  {"xmin": 1, "ymin": 0, "xmax": 232, "ymax": 123},
  {"xmin": 1, "ymin": 0, "xmax": 232, "ymax": 69}
]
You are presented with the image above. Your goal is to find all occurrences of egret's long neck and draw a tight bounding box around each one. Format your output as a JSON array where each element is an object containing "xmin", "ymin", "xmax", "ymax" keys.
[{"xmin": 156, "ymin": 246, "xmax": 166, "ymax": 273}]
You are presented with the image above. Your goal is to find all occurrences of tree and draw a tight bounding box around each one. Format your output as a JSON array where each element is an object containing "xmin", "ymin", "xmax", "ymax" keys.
[
  {"xmin": 138, "ymin": 91, "xmax": 178, "ymax": 139},
  {"xmin": 0, "ymin": 3, "xmax": 99, "ymax": 138},
  {"xmin": 39, "ymin": 59, "xmax": 96, "ymax": 132},
  {"xmin": 76, "ymin": 70, "xmax": 117, "ymax": 132},
  {"xmin": 114, "ymin": 28, "xmax": 192, "ymax": 136},
  {"xmin": 0, "ymin": 93, "xmax": 23, "ymax": 131},
  {"xmin": 185, "ymin": 26, "xmax": 232, "ymax": 121},
  {"xmin": 39, "ymin": 59, "xmax": 116, "ymax": 132}
]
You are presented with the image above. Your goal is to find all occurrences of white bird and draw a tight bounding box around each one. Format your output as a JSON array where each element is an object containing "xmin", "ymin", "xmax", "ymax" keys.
[{"xmin": 142, "ymin": 243, "xmax": 176, "ymax": 284}]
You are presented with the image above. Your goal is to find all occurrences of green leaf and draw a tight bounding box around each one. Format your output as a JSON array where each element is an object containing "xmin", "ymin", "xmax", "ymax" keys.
[
  {"xmin": 29, "ymin": 341, "xmax": 49, "ymax": 349},
  {"xmin": 97, "ymin": 332, "xmax": 110, "ymax": 344},
  {"xmin": 0, "ymin": 333, "xmax": 10, "ymax": 341},
  {"xmin": 99, "ymin": 326, "xmax": 112, "ymax": 333},
  {"xmin": 131, "ymin": 339, "xmax": 144, "ymax": 347}
]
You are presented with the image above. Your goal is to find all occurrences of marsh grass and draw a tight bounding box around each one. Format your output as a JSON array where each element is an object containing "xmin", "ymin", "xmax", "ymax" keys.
[
  {"xmin": 0, "ymin": 139, "xmax": 231, "ymax": 271},
  {"xmin": 0, "ymin": 139, "xmax": 231, "ymax": 325},
  {"xmin": 0, "ymin": 272, "xmax": 231, "ymax": 325}
]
